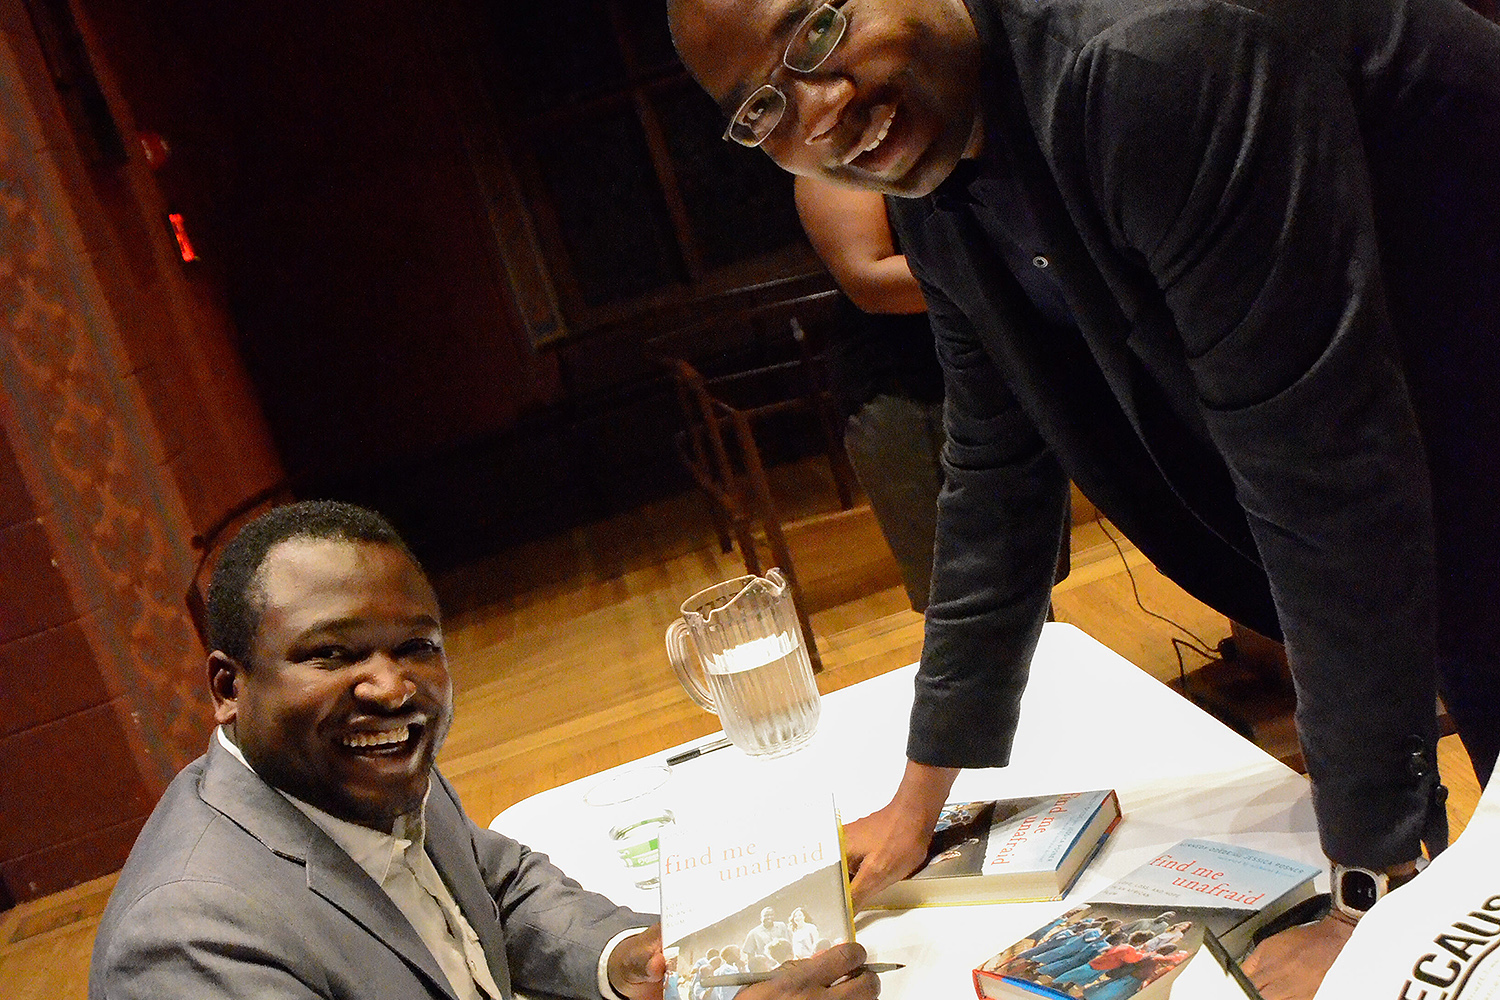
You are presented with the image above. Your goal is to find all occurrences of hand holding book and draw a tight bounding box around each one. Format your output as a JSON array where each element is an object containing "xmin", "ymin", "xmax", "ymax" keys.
[
  {"xmin": 1238, "ymin": 910, "xmax": 1353, "ymax": 1000},
  {"xmin": 711, "ymin": 948, "xmax": 886, "ymax": 997},
  {"xmin": 862, "ymin": 790, "xmax": 1122, "ymax": 908},
  {"xmin": 701, "ymin": 962, "xmax": 903, "ymax": 987},
  {"xmin": 845, "ymin": 760, "xmax": 960, "ymax": 908},
  {"xmin": 607, "ymin": 925, "xmax": 667, "ymax": 1000},
  {"xmin": 661, "ymin": 794, "xmax": 876, "ymax": 1000}
]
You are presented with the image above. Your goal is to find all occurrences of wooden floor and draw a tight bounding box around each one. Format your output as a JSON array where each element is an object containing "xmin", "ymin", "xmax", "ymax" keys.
[{"xmin": 1, "ymin": 462, "xmax": 1481, "ymax": 997}]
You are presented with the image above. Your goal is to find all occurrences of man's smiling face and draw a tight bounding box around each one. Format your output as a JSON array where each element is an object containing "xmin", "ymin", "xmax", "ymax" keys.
[
  {"xmin": 211, "ymin": 537, "xmax": 453, "ymax": 832},
  {"xmin": 670, "ymin": 0, "xmax": 982, "ymax": 196}
]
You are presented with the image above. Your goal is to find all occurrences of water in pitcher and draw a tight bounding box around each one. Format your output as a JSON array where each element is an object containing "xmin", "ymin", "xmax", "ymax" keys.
[{"xmin": 704, "ymin": 631, "xmax": 820, "ymax": 757}]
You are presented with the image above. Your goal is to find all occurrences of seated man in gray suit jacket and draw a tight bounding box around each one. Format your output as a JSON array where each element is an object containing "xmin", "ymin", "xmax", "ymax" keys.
[{"xmin": 88, "ymin": 500, "xmax": 878, "ymax": 1000}]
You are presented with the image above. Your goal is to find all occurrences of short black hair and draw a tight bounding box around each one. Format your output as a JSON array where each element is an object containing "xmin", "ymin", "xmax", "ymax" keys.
[{"xmin": 206, "ymin": 500, "xmax": 420, "ymax": 663}]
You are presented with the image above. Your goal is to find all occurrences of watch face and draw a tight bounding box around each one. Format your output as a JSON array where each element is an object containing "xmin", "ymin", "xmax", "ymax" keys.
[{"xmin": 1340, "ymin": 868, "xmax": 1380, "ymax": 913}]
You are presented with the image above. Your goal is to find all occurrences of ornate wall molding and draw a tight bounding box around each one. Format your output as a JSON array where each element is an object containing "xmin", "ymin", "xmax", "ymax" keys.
[{"xmin": 1, "ymin": 29, "xmax": 204, "ymax": 786}]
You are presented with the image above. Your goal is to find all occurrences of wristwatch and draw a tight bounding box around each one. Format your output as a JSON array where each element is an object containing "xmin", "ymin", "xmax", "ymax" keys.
[{"xmin": 1330, "ymin": 861, "xmax": 1423, "ymax": 919}]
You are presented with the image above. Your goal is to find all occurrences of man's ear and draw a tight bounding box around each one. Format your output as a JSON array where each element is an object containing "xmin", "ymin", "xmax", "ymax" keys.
[{"xmin": 208, "ymin": 650, "xmax": 242, "ymax": 727}]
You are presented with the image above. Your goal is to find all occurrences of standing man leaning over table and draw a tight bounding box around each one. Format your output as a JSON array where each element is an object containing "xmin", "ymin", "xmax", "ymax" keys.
[
  {"xmin": 89, "ymin": 500, "xmax": 879, "ymax": 1000},
  {"xmin": 666, "ymin": 0, "xmax": 1500, "ymax": 996}
]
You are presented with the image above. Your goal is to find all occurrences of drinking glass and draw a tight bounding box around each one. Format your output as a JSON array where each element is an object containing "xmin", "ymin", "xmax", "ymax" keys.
[{"xmin": 583, "ymin": 764, "xmax": 676, "ymax": 889}]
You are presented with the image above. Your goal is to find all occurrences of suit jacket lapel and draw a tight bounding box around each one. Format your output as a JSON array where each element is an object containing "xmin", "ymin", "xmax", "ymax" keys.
[
  {"xmin": 198, "ymin": 740, "xmax": 462, "ymax": 1000},
  {"xmin": 423, "ymin": 775, "xmax": 514, "ymax": 999}
]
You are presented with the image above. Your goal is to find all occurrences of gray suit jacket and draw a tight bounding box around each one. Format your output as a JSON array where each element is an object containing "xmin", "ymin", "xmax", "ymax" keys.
[
  {"xmin": 888, "ymin": 0, "xmax": 1500, "ymax": 867},
  {"xmin": 89, "ymin": 740, "xmax": 650, "ymax": 999}
]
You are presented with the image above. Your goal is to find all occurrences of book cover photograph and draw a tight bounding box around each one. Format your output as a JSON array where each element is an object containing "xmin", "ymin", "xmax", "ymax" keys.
[
  {"xmin": 659, "ymin": 794, "xmax": 854, "ymax": 999},
  {"xmin": 865, "ymin": 789, "xmax": 1122, "ymax": 909},
  {"xmin": 973, "ymin": 839, "xmax": 1320, "ymax": 999}
]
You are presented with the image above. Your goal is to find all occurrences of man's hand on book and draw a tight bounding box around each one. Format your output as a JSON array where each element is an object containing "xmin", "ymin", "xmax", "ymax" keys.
[
  {"xmin": 608, "ymin": 925, "xmax": 667, "ymax": 1000},
  {"xmin": 1240, "ymin": 912, "xmax": 1354, "ymax": 1000},
  {"xmin": 741, "ymin": 942, "xmax": 880, "ymax": 999},
  {"xmin": 845, "ymin": 761, "xmax": 958, "ymax": 908}
]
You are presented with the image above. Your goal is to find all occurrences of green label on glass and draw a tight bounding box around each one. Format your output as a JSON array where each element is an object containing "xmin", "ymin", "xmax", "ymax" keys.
[{"xmin": 617, "ymin": 838, "xmax": 661, "ymax": 869}]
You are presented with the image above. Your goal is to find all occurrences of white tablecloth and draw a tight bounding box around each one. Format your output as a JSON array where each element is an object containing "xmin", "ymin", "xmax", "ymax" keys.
[{"xmin": 492, "ymin": 623, "xmax": 1322, "ymax": 999}]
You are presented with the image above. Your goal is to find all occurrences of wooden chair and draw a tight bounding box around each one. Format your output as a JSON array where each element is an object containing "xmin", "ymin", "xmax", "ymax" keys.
[{"xmin": 655, "ymin": 292, "xmax": 866, "ymax": 671}]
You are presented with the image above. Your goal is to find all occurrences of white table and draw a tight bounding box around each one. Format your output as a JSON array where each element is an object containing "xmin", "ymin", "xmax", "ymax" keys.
[{"xmin": 491, "ymin": 623, "xmax": 1322, "ymax": 999}]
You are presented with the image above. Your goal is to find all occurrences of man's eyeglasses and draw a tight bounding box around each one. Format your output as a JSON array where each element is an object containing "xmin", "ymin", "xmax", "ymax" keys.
[{"xmin": 723, "ymin": 3, "xmax": 849, "ymax": 147}]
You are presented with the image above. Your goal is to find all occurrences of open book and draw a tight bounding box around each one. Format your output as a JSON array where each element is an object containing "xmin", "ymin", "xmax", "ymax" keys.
[{"xmin": 659, "ymin": 793, "xmax": 856, "ymax": 997}]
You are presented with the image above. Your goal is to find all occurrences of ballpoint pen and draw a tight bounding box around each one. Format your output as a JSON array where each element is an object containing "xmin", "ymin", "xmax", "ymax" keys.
[
  {"xmin": 665, "ymin": 736, "xmax": 732, "ymax": 766},
  {"xmin": 699, "ymin": 962, "xmax": 905, "ymax": 987}
]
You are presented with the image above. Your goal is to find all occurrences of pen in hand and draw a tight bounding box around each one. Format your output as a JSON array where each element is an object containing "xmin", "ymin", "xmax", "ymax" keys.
[{"xmin": 698, "ymin": 962, "xmax": 904, "ymax": 987}]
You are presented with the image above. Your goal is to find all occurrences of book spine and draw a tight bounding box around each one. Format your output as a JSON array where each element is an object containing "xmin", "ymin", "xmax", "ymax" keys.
[
  {"xmin": 835, "ymin": 810, "xmax": 856, "ymax": 939},
  {"xmin": 973, "ymin": 968, "xmax": 1067, "ymax": 999}
]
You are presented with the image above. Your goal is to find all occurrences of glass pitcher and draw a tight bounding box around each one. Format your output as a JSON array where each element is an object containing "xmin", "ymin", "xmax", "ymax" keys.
[{"xmin": 665, "ymin": 569, "xmax": 820, "ymax": 758}]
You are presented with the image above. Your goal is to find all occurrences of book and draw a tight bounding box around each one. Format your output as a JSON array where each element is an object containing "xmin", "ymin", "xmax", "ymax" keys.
[
  {"xmin": 973, "ymin": 838, "xmax": 1321, "ymax": 1000},
  {"xmin": 659, "ymin": 794, "xmax": 856, "ymax": 996},
  {"xmin": 863, "ymin": 789, "xmax": 1122, "ymax": 908}
]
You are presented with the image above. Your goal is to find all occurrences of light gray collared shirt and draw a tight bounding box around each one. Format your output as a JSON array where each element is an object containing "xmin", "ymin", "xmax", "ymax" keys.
[{"xmin": 217, "ymin": 727, "xmax": 501, "ymax": 999}]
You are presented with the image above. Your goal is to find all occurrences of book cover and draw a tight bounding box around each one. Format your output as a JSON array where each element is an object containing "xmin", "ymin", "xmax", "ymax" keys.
[
  {"xmin": 865, "ymin": 789, "xmax": 1122, "ymax": 908},
  {"xmin": 973, "ymin": 839, "xmax": 1320, "ymax": 1000},
  {"xmin": 660, "ymin": 794, "xmax": 854, "ymax": 998}
]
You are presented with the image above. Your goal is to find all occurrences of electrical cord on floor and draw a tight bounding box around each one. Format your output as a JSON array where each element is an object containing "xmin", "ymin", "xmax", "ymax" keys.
[{"xmin": 1097, "ymin": 520, "xmax": 1259, "ymax": 742}]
